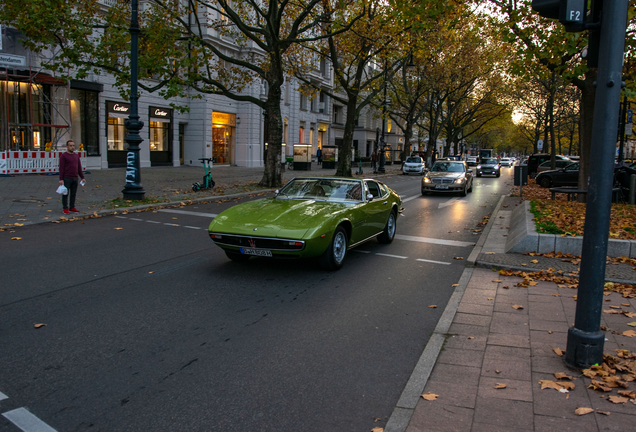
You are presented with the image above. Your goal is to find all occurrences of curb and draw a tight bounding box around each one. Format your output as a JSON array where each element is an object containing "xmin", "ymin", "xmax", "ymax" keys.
[{"xmin": 383, "ymin": 194, "xmax": 505, "ymax": 432}]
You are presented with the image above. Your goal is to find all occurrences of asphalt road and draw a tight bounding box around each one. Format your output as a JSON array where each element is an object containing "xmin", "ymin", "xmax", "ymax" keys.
[{"xmin": 0, "ymin": 167, "xmax": 514, "ymax": 432}]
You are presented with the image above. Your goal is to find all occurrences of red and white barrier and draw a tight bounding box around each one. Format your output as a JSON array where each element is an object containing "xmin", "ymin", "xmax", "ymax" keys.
[{"xmin": 0, "ymin": 151, "xmax": 87, "ymax": 175}]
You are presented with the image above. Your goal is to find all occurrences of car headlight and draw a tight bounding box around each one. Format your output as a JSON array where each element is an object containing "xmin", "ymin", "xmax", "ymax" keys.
[
  {"xmin": 423, "ymin": 177, "xmax": 431, "ymax": 183},
  {"xmin": 495, "ymin": 165, "xmax": 500, "ymax": 169},
  {"xmin": 476, "ymin": 165, "xmax": 481, "ymax": 169},
  {"xmin": 454, "ymin": 178, "xmax": 465, "ymax": 184}
]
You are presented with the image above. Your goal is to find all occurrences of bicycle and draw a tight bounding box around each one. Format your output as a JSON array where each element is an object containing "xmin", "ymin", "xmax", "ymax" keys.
[{"xmin": 192, "ymin": 158, "xmax": 216, "ymax": 191}]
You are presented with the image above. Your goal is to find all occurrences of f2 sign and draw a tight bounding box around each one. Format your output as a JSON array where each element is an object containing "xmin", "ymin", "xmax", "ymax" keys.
[
  {"xmin": 531, "ymin": 0, "xmax": 586, "ymax": 32},
  {"xmin": 563, "ymin": 0, "xmax": 585, "ymax": 24}
]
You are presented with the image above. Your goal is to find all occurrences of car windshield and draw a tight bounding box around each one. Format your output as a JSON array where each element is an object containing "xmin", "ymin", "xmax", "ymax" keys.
[
  {"xmin": 277, "ymin": 178, "xmax": 364, "ymax": 202},
  {"xmin": 431, "ymin": 162, "xmax": 465, "ymax": 173},
  {"xmin": 482, "ymin": 158, "xmax": 498, "ymax": 165},
  {"xmin": 406, "ymin": 157, "xmax": 423, "ymax": 163}
]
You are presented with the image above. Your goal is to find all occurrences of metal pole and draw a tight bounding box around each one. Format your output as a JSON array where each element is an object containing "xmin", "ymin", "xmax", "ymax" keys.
[
  {"xmin": 378, "ymin": 64, "xmax": 387, "ymax": 174},
  {"xmin": 564, "ymin": 0, "xmax": 629, "ymax": 369},
  {"xmin": 122, "ymin": 0, "xmax": 146, "ymax": 200}
]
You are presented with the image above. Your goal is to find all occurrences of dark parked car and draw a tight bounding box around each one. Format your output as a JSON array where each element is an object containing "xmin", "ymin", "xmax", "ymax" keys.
[
  {"xmin": 537, "ymin": 159, "xmax": 573, "ymax": 172},
  {"xmin": 535, "ymin": 162, "xmax": 579, "ymax": 188},
  {"xmin": 524, "ymin": 154, "xmax": 570, "ymax": 177}
]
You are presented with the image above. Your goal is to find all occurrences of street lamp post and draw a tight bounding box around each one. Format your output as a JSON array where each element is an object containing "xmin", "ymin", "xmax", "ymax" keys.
[
  {"xmin": 122, "ymin": 0, "xmax": 146, "ymax": 200},
  {"xmin": 378, "ymin": 64, "xmax": 388, "ymax": 174}
]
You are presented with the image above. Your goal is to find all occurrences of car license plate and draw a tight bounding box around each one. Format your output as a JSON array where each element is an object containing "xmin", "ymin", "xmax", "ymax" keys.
[
  {"xmin": 435, "ymin": 185, "xmax": 449, "ymax": 189},
  {"xmin": 240, "ymin": 247, "xmax": 273, "ymax": 257}
]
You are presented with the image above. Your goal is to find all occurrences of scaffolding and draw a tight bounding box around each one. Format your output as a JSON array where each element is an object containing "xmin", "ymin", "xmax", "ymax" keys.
[{"xmin": 0, "ymin": 52, "xmax": 71, "ymax": 152}]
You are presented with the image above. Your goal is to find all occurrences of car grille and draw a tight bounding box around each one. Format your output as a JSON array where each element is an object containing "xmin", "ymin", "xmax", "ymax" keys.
[
  {"xmin": 209, "ymin": 233, "xmax": 305, "ymax": 250},
  {"xmin": 432, "ymin": 178, "xmax": 454, "ymax": 184}
]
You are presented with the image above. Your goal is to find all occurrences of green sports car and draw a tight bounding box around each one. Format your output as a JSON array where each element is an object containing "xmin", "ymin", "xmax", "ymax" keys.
[{"xmin": 208, "ymin": 177, "xmax": 402, "ymax": 270}]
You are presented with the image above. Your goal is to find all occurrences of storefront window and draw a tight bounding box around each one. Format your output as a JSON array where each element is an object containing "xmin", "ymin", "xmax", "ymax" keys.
[
  {"xmin": 107, "ymin": 101, "xmax": 130, "ymax": 151},
  {"xmin": 150, "ymin": 121, "xmax": 170, "ymax": 151},
  {"xmin": 212, "ymin": 112, "xmax": 235, "ymax": 164}
]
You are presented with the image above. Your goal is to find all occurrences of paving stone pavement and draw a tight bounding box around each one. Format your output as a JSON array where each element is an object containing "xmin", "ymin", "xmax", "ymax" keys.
[{"xmin": 399, "ymin": 196, "xmax": 636, "ymax": 432}]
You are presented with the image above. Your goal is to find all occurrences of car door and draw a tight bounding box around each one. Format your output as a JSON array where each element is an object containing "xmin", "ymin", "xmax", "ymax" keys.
[
  {"xmin": 562, "ymin": 163, "xmax": 579, "ymax": 186},
  {"xmin": 362, "ymin": 180, "xmax": 391, "ymax": 237}
]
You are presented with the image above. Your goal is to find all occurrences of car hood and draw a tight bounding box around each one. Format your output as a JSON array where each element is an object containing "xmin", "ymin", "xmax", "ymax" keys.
[
  {"xmin": 208, "ymin": 198, "xmax": 355, "ymax": 238},
  {"xmin": 426, "ymin": 172, "xmax": 464, "ymax": 179},
  {"xmin": 404, "ymin": 162, "xmax": 423, "ymax": 167},
  {"xmin": 480, "ymin": 164, "xmax": 499, "ymax": 168}
]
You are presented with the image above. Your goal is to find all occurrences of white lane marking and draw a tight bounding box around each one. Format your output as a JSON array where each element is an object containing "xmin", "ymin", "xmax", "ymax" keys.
[
  {"xmin": 164, "ymin": 223, "xmax": 180, "ymax": 226},
  {"xmin": 0, "ymin": 390, "xmax": 7, "ymax": 401},
  {"xmin": 129, "ymin": 218, "xmax": 143, "ymax": 221},
  {"xmin": 401, "ymin": 194, "xmax": 421, "ymax": 203},
  {"xmin": 376, "ymin": 253, "xmax": 408, "ymax": 259},
  {"xmin": 353, "ymin": 250, "xmax": 371, "ymax": 254},
  {"xmin": 395, "ymin": 234, "xmax": 473, "ymax": 248},
  {"xmin": 416, "ymin": 258, "xmax": 452, "ymax": 265},
  {"xmin": 184, "ymin": 226, "xmax": 202, "ymax": 230},
  {"xmin": 438, "ymin": 197, "xmax": 467, "ymax": 209},
  {"xmin": 146, "ymin": 220, "xmax": 161, "ymax": 224},
  {"xmin": 115, "ymin": 216, "xmax": 128, "ymax": 219},
  {"xmin": 3, "ymin": 408, "xmax": 57, "ymax": 432},
  {"xmin": 158, "ymin": 209, "xmax": 218, "ymax": 218}
]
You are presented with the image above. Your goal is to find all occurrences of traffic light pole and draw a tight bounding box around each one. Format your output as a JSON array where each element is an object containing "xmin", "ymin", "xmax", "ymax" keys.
[{"xmin": 564, "ymin": 0, "xmax": 629, "ymax": 369}]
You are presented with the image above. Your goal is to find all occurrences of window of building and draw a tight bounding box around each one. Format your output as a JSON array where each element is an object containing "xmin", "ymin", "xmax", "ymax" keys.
[
  {"xmin": 70, "ymin": 88, "xmax": 99, "ymax": 155},
  {"xmin": 300, "ymin": 93, "xmax": 307, "ymax": 110},
  {"xmin": 299, "ymin": 121, "xmax": 306, "ymax": 142},
  {"xmin": 333, "ymin": 105, "xmax": 341, "ymax": 124},
  {"xmin": 284, "ymin": 118, "xmax": 288, "ymax": 144}
]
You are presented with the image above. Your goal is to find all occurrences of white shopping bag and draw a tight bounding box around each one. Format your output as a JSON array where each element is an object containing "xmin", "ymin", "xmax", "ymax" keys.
[{"xmin": 56, "ymin": 185, "xmax": 68, "ymax": 195}]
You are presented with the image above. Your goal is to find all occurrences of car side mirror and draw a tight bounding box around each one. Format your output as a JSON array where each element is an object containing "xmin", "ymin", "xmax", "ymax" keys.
[
  {"xmin": 467, "ymin": 169, "xmax": 473, "ymax": 173},
  {"xmin": 367, "ymin": 194, "xmax": 374, "ymax": 201},
  {"xmin": 274, "ymin": 189, "xmax": 279, "ymax": 196}
]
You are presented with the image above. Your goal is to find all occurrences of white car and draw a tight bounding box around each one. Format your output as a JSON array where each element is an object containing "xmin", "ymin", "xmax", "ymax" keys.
[
  {"xmin": 402, "ymin": 156, "xmax": 425, "ymax": 175},
  {"xmin": 500, "ymin": 158, "xmax": 513, "ymax": 167}
]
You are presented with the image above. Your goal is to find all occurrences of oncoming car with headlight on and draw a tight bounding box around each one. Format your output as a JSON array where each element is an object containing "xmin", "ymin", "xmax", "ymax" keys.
[
  {"xmin": 421, "ymin": 161, "xmax": 473, "ymax": 197},
  {"xmin": 476, "ymin": 158, "xmax": 501, "ymax": 177}
]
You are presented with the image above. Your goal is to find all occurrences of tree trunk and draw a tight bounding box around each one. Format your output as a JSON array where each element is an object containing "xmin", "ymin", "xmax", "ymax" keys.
[
  {"xmin": 335, "ymin": 98, "xmax": 357, "ymax": 177},
  {"xmin": 259, "ymin": 81, "xmax": 284, "ymax": 188},
  {"xmin": 578, "ymin": 71, "xmax": 596, "ymax": 201}
]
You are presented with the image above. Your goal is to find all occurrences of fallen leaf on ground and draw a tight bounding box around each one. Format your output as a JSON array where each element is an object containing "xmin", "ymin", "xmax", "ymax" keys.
[
  {"xmin": 530, "ymin": 259, "xmax": 539, "ymax": 264},
  {"xmin": 618, "ymin": 390, "xmax": 635, "ymax": 399},
  {"xmin": 622, "ymin": 330, "xmax": 636, "ymax": 338},
  {"xmin": 608, "ymin": 396, "xmax": 629, "ymax": 404},
  {"xmin": 589, "ymin": 381, "xmax": 613, "ymax": 392},
  {"xmin": 628, "ymin": 322, "xmax": 636, "ymax": 327},
  {"xmin": 428, "ymin": 305, "xmax": 437, "ymax": 308},
  {"xmin": 11, "ymin": 237, "xmax": 21, "ymax": 240},
  {"xmin": 597, "ymin": 410, "xmax": 611, "ymax": 415},
  {"xmin": 453, "ymin": 257, "xmax": 463, "ymax": 260},
  {"xmin": 467, "ymin": 336, "xmax": 474, "ymax": 339},
  {"xmin": 421, "ymin": 393, "xmax": 438, "ymax": 401},
  {"xmin": 539, "ymin": 380, "xmax": 564, "ymax": 391},
  {"xmin": 452, "ymin": 284, "xmax": 459, "ymax": 287},
  {"xmin": 34, "ymin": 324, "xmax": 46, "ymax": 329},
  {"xmin": 494, "ymin": 383, "xmax": 507, "ymax": 389},
  {"xmin": 554, "ymin": 372, "xmax": 573, "ymax": 380},
  {"xmin": 485, "ymin": 252, "xmax": 495, "ymax": 255},
  {"xmin": 114, "ymin": 227, "xmax": 123, "ymax": 230},
  {"xmin": 503, "ymin": 286, "xmax": 509, "ymax": 289},
  {"xmin": 492, "ymin": 279, "xmax": 502, "ymax": 282},
  {"xmin": 553, "ymin": 348, "xmax": 564, "ymax": 356},
  {"xmin": 575, "ymin": 407, "xmax": 594, "ymax": 416},
  {"xmin": 371, "ymin": 428, "xmax": 383, "ymax": 432},
  {"xmin": 552, "ymin": 294, "xmax": 561, "ymax": 297},
  {"xmin": 512, "ymin": 305, "xmax": 524, "ymax": 310}
]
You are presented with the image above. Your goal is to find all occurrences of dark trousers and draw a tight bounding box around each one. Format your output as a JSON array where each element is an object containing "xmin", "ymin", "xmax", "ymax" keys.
[{"xmin": 62, "ymin": 178, "xmax": 79, "ymax": 209}]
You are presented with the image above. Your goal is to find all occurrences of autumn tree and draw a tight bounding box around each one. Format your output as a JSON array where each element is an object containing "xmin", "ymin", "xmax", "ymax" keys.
[{"xmin": 0, "ymin": 0, "xmax": 363, "ymax": 187}]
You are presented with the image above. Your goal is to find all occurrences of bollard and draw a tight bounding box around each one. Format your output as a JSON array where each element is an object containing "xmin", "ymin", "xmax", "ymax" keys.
[{"xmin": 630, "ymin": 174, "xmax": 636, "ymax": 205}]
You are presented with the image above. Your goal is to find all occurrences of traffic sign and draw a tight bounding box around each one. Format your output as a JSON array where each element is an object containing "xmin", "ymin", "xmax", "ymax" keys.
[{"xmin": 537, "ymin": 139, "xmax": 543, "ymax": 151}]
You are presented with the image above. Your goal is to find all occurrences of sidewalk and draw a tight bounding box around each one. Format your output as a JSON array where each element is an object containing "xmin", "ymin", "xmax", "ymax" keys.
[
  {"xmin": 389, "ymin": 196, "xmax": 636, "ymax": 432},
  {"xmin": 0, "ymin": 162, "xmax": 403, "ymax": 229}
]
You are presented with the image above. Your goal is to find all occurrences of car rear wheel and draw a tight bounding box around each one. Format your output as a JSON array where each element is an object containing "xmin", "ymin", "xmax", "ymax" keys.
[
  {"xmin": 377, "ymin": 211, "xmax": 397, "ymax": 244},
  {"xmin": 321, "ymin": 226, "xmax": 348, "ymax": 270},
  {"xmin": 539, "ymin": 177, "xmax": 552, "ymax": 188},
  {"xmin": 225, "ymin": 250, "xmax": 251, "ymax": 262},
  {"xmin": 468, "ymin": 181, "xmax": 473, "ymax": 193}
]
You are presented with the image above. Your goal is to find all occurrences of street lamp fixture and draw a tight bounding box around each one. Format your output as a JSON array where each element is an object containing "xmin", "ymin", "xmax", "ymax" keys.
[{"xmin": 122, "ymin": 0, "xmax": 146, "ymax": 200}]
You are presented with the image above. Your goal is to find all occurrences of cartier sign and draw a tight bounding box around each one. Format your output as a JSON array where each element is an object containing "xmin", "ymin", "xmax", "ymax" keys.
[{"xmin": 150, "ymin": 106, "xmax": 171, "ymax": 120}]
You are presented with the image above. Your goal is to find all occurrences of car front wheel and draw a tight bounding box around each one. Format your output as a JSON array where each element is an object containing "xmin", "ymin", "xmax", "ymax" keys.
[
  {"xmin": 539, "ymin": 177, "xmax": 552, "ymax": 188},
  {"xmin": 377, "ymin": 211, "xmax": 397, "ymax": 244},
  {"xmin": 321, "ymin": 226, "xmax": 348, "ymax": 270}
]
